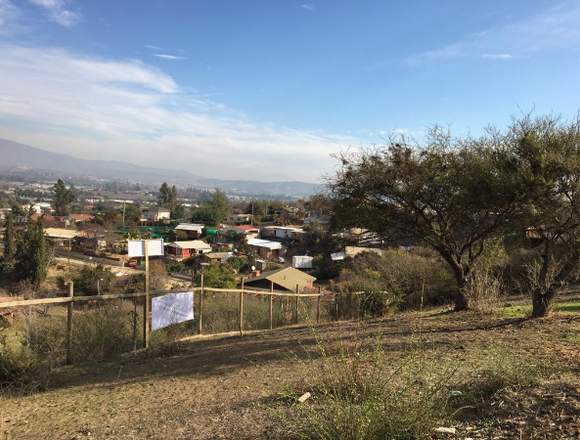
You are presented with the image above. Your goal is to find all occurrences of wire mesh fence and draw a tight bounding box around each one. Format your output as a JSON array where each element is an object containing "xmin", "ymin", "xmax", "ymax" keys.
[{"xmin": 0, "ymin": 286, "xmax": 363, "ymax": 372}]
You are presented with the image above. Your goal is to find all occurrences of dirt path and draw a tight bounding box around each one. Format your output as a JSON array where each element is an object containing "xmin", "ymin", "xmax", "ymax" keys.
[{"xmin": 1, "ymin": 311, "xmax": 579, "ymax": 440}]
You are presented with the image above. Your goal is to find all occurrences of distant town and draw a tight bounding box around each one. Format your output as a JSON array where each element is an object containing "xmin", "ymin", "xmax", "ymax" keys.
[{"xmin": 0, "ymin": 176, "xmax": 379, "ymax": 296}]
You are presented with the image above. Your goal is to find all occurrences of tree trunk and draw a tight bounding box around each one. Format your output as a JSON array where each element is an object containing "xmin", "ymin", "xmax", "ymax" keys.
[
  {"xmin": 532, "ymin": 288, "xmax": 555, "ymax": 318},
  {"xmin": 452, "ymin": 269, "xmax": 469, "ymax": 311},
  {"xmin": 454, "ymin": 288, "xmax": 468, "ymax": 311},
  {"xmin": 435, "ymin": 248, "xmax": 470, "ymax": 311}
]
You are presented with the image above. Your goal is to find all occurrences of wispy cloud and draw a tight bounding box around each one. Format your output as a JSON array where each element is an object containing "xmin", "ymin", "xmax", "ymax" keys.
[
  {"xmin": 154, "ymin": 53, "xmax": 186, "ymax": 61},
  {"xmin": 405, "ymin": 1, "xmax": 580, "ymax": 66},
  {"xmin": 0, "ymin": 44, "xmax": 351, "ymax": 181},
  {"xmin": 28, "ymin": 0, "xmax": 81, "ymax": 27},
  {"xmin": 300, "ymin": 3, "xmax": 314, "ymax": 11},
  {"xmin": 480, "ymin": 53, "xmax": 513, "ymax": 60},
  {"xmin": 0, "ymin": 0, "xmax": 20, "ymax": 34}
]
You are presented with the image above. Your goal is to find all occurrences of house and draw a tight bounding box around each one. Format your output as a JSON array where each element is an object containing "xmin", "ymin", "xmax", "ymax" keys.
[
  {"xmin": 31, "ymin": 214, "xmax": 64, "ymax": 228},
  {"xmin": 44, "ymin": 227, "xmax": 79, "ymax": 248},
  {"xmin": 68, "ymin": 213, "xmax": 95, "ymax": 224},
  {"xmin": 202, "ymin": 251, "xmax": 233, "ymax": 264},
  {"xmin": 247, "ymin": 238, "xmax": 284, "ymax": 260},
  {"xmin": 229, "ymin": 213, "xmax": 253, "ymax": 225},
  {"xmin": 244, "ymin": 267, "xmax": 316, "ymax": 292},
  {"xmin": 145, "ymin": 207, "xmax": 171, "ymax": 222},
  {"xmin": 260, "ymin": 226, "xmax": 305, "ymax": 241},
  {"xmin": 221, "ymin": 225, "xmax": 259, "ymax": 241},
  {"xmin": 175, "ymin": 223, "xmax": 204, "ymax": 239},
  {"xmin": 236, "ymin": 225, "xmax": 259, "ymax": 239},
  {"xmin": 24, "ymin": 202, "xmax": 53, "ymax": 215},
  {"xmin": 165, "ymin": 240, "xmax": 212, "ymax": 261},
  {"xmin": 292, "ymin": 255, "xmax": 314, "ymax": 269}
]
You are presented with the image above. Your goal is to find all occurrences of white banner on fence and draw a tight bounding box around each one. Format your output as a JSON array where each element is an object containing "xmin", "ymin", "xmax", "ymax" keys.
[{"xmin": 152, "ymin": 291, "xmax": 194, "ymax": 331}]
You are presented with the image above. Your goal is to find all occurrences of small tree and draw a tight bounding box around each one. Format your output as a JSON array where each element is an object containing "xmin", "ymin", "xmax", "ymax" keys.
[
  {"xmin": 158, "ymin": 182, "xmax": 178, "ymax": 213},
  {"xmin": 15, "ymin": 218, "xmax": 52, "ymax": 289},
  {"xmin": 191, "ymin": 189, "xmax": 231, "ymax": 226},
  {"xmin": 332, "ymin": 128, "xmax": 522, "ymax": 311},
  {"xmin": 207, "ymin": 189, "xmax": 231, "ymax": 225},
  {"xmin": 1, "ymin": 213, "xmax": 17, "ymax": 272},
  {"xmin": 52, "ymin": 179, "xmax": 75, "ymax": 216}
]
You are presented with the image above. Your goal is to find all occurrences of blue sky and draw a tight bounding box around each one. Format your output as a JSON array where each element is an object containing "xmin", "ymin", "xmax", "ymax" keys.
[{"xmin": 1, "ymin": 0, "xmax": 580, "ymax": 182}]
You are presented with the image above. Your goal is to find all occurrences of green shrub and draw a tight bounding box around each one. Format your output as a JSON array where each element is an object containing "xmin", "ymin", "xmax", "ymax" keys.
[
  {"xmin": 71, "ymin": 304, "xmax": 136, "ymax": 362},
  {"xmin": 74, "ymin": 264, "xmax": 114, "ymax": 295},
  {"xmin": 333, "ymin": 248, "xmax": 453, "ymax": 316},
  {"xmin": 195, "ymin": 264, "xmax": 236, "ymax": 288},
  {"xmin": 0, "ymin": 328, "xmax": 43, "ymax": 388}
]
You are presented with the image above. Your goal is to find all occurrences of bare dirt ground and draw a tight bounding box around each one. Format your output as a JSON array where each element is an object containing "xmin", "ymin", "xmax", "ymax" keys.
[{"xmin": 1, "ymin": 302, "xmax": 579, "ymax": 440}]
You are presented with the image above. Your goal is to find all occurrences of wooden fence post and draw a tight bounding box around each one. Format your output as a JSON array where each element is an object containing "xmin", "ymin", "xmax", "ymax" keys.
[
  {"xmin": 269, "ymin": 281, "xmax": 274, "ymax": 330},
  {"xmin": 294, "ymin": 285, "xmax": 299, "ymax": 325},
  {"xmin": 239, "ymin": 278, "xmax": 245, "ymax": 336},
  {"xmin": 349, "ymin": 292, "xmax": 353, "ymax": 320},
  {"xmin": 66, "ymin": 281, "xmax": 74, "ymax": 365},
  {"xmin": 191, "ymin": 268, "xmax": 195, "ymax": 335},
  {"xmin": 143, "ymin": 241, "xmax": 150, "ymax": 349},
  {"xmin": 420, "ymin": 278, "xmax": 425, "ymax": 312},
  {"xmin": 316, "ymin": 287, "xmax": 321, "ymax": 324},
  {"xmin": 198, "ymin": 273, "xmax": 204, "ymax": 335},
  {"xmin": 132, "ymin": 298, "xmax": 137, "ymax": 351}
]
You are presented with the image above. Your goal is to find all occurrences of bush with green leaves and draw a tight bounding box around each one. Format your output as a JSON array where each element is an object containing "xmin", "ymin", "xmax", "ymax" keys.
[
  {"xmin": 334, "ymin": 249, "xmax": 453, "ymax": 317},
  {"xmin": 73, "ymin": 264, "xmax": 115, "ymax": 295},
  {"xmin": 196, "ymin": 264, "xmax": 237, "ymax": 288},
  {"xmin": 0, "ymin": 328, "xmax": 43, "ymax": 388}
]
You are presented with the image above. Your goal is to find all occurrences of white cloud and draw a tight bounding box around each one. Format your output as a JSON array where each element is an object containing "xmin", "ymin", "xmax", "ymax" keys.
[
  {"xmin": 0, "ymin": 0, "xmax": 20, "ymax": 34},
  {"xmin": 405, "ymin": 1, "xmax": 580, "ymax": 65},
  {"xmin": 480, "ymin": 53, "xmax": 513, "ymax": 60},
  {"xmin": 28, "ymin": 0, "xmax": 81, "ymax": 27},
  {"xmin": 300, "ymin": 3, "xmax": 314, "ymax": 11},
  {"xmin": 0, "ymin": 44, "xmax": 351, "ymax": 182},
  {"xmin": 154, "ymin": 53, "xmax": 186, "ymax": 61}
]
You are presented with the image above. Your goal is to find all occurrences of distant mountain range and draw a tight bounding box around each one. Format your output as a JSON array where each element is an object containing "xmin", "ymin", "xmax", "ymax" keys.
[{"xmin": 0, "ymin": 138, "xmax": 322, "ymax": 198}]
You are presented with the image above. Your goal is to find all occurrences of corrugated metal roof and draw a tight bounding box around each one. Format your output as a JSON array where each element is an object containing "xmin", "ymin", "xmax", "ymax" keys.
[
  {"xmin": 175, "ymin": 223, "xmax": 205, "ymax": 232},
  {"xmin": 247, "ymin": 238, "xmax": 282, "ymax": 250}
]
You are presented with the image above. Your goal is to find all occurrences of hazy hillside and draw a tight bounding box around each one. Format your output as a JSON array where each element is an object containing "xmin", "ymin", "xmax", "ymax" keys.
[{"xmin": 0, "ymin": 138, "xmax": 321, "ymax": 198}]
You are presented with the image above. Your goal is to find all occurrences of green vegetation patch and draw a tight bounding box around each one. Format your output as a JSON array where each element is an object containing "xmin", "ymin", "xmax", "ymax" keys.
[{"xmin": 499, "ymin": 301, "xmax": 580, "ymax": 318}]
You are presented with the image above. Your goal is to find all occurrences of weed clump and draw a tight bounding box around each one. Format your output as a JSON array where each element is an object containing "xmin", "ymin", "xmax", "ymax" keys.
[{"xmin": 279, "ymin": 336, "xmax": 454, "ymax": 440}]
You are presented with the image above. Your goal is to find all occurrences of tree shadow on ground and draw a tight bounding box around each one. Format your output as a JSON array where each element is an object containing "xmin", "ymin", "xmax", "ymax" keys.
[{"xmin": 35, "ymin": 311, "xmax": 540, "ymax": 395}]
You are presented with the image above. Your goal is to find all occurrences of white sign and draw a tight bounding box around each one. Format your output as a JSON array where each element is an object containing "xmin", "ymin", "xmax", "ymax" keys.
[
  {"xmin": 152, "ymin": 291, "xmax": 194, "ymax": 331},
  {"xmin": 128, "ymin": 239, "xmax": 164, "ymax": 257}
]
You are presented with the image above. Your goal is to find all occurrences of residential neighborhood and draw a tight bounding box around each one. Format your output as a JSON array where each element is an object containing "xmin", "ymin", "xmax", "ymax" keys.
[
  {"xmin": 0, "ymin": 178, "xmax": 351, "ymax": 293},
  {"xmin": 1, "ymin": 2, "xmax": 580, "ymax": 439}
]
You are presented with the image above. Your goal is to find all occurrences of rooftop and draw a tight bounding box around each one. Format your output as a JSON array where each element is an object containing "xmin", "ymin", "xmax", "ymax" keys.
[
  {"xmin": 167, "ymin": 240, "xmax": 212, "ymax": 250},
  {"xmin": 247, "ymin": 238, "xmax": 282, "ymax": 250}
]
